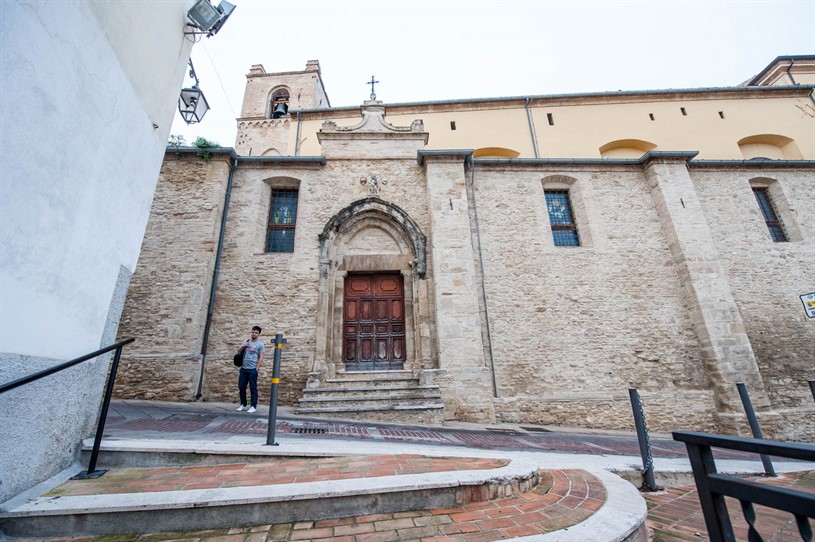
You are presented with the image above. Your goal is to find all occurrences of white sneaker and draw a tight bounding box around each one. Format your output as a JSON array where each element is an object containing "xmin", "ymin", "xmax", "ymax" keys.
[
  {"xmin": 236, "ymin": 405, "xmax": 246, "ymax": 411},
  {"xmin": 247, "ymin": 406, "xmax": 257, "ymax": 413}
]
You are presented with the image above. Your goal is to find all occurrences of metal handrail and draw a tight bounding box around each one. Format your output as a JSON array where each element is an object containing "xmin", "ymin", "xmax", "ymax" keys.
[
  {"xmin": 0, "ymin": 338, "xmax": 134, "ymax": 394},
  {"xmin": 673, "ymin": 430, "xmax": 815, "ymax": 542},
  {"xmin": 0, "ymin": 337, "xmax": 135, "ymax": 478}
]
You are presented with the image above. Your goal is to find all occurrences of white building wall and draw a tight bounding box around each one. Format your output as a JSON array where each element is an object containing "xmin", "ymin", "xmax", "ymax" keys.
[{"xmin": 0, "ymin": 0, "xmax": 193, "ymax": 503}]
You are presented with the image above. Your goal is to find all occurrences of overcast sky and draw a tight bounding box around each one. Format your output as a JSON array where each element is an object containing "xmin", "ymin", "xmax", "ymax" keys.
[{"xmin": 171, "ymin": 0, "xmax": 815, "ymax": 146}]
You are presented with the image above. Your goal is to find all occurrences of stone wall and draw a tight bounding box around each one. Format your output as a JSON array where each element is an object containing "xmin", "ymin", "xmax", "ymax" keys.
[
  {"xmin": 115, "ymin": 153, "xmax": 231, "ymax": 400},
  {"xmin": 691, "ymin": 166, "xmax": 815, "ymax": 440},
  {"xmin": 199, "ymin": 156, "xmax": 436, "ymax": 407},
  {"xmin": 117, "ymin": 149, "xmax": 814, "ymax": 440},
  {"xmin": 473, "ymin": 163, "xmax": 716, "ymax": 432}
]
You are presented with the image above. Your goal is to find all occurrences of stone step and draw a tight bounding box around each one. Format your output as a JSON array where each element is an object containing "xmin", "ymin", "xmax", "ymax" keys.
[
  {"xmin": 334, "ymin": 370, "xmax": 414, "ymax": 378},
  {"xmin": 294, "ymin": 403, "xmax": 446, "ymax": 425},
  {"xmin": 301, "ymin": 385, "xmax": 440, "ymax": 399},
  {"xmin": 298, "ymin": 369, "xmax": 440, "ymax": 423},
  {"xmin": 297, "ymin": 395, "xmax": 443, "ymax": 410},
  {"xmin": 324, "ymin": 376, "xmax": 420, "ymax": 388}
]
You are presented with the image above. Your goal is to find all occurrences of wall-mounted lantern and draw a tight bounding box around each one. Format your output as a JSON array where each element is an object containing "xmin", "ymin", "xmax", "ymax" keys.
[{"xmin": 178, "ymin": 59, "xmax": 210, "ymax": 124}]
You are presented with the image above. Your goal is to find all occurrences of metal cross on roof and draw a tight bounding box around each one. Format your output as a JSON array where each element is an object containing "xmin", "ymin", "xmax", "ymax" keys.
[{"xmin": 367, "ymin": 75, "xmax": 380, "ymax": 100}]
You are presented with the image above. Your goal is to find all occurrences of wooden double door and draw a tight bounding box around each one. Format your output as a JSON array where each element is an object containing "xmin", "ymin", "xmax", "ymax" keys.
[{"xmin": 343, "ymin": 273, "xmax": 405, "ymax": 371}]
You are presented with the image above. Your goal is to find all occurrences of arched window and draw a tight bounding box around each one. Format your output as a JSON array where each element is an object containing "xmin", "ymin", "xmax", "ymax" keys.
[
  {"xmin": 269, "ymin": 87, "xmax": 290, "ymax": 119},
  {"xmin": 599, "ymin": 139, "xmax": 657, "ymax": 159},
  {"xmin": 541, "ymin": 175, "xmax": 592, "ymax": 247},
  {"xmin": 263, "ymin": 177, "xmax": 301, "ymax": 252},
  {"xmin": 473, "ymin": 147, "xmax": 520, "ymax": 159},
  {"xmin": 737, "ymin": 135, "xmax": 802, "ymax": 160},
  {"xmin": 748, "ymin": 178, "xmax": 801, "ymax": 243}
]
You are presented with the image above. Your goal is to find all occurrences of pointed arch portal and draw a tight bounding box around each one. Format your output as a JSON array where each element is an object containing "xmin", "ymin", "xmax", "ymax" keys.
[{"xmin": 313, "ymin": 198, "xmax": 432, "ymax": 376}]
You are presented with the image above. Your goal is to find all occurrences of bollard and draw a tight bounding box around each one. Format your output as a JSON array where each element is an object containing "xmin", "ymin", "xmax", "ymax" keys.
[
  {"xmin": 265, "ymin": 333, "xmax": 284, "ymax": 446},
  {"xmin": 628, "ymin": 388, "xmax": 658, "ymax": 491},
  {"xmin": 736, "ymin": 382, "xmax": 775, "ymax": 476}
]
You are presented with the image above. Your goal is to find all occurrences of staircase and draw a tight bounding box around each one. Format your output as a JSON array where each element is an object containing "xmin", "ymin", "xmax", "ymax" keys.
[{"xmin": 295, "ymin": 370, "xmax": 444, "ymax": 424}]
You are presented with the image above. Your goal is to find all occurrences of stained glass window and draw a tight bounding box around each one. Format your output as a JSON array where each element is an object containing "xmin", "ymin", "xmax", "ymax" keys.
[
  {"xmin": 545, "ymin": 190, "xmax": 580, "ymax": 247},
  {"xmin": 752, "ymin": 188, "xmax": 787, "ymax": 242},
  {"xmin": 266, "ymin": 189, "xmax": 298, "ymax": 252}
]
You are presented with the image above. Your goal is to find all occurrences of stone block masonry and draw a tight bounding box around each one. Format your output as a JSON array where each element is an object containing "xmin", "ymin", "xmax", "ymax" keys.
[{"xmin": 116, "ymin": 154, "xmax": 232, "ymax": 401}]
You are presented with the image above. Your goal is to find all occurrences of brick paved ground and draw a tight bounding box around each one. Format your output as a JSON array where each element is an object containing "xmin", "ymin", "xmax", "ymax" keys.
[
  {"xmin": 46, "ymin": 455, "xmax": 508, "ymax": 496},
  {"xmin": 643, "ymin": 470, "xmax": 814, "ymax": 542},
  {"xmin": 18, "ymin": 468, "xmax": 605, "ymax": 542},
  {"xmin": 14, "ymin": 468, "xmax": 813, "ymax": 541}
]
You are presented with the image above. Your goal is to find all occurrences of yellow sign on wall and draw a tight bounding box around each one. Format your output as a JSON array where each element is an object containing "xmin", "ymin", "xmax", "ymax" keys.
[{"xmin": 801, "ymin": 292, "xmax": 815, "ymax": 318}]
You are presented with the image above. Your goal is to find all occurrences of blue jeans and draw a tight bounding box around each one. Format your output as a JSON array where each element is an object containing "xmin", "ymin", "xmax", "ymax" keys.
[{"xmin": 238, "ymin": 368, "xmax": 258, "ymax": 407}]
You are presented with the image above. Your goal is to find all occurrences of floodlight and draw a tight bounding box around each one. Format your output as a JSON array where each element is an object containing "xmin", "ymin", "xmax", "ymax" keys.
[
  {"xmin": 187, "ymin": 0, "xmax": 221, "ymax": 33},
  {"xmin": 209, "ymin": 1, "xmax": 236, "ymax": 36}
]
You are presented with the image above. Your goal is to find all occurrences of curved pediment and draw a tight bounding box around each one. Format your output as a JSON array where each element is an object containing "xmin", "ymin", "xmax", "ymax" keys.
[{"xmin": 320, "ymin": 100, "xmax": 425, "ymax": 134}]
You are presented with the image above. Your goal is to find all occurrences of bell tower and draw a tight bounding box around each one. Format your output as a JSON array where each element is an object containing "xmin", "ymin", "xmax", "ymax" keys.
[{"xmin": 235, "ymin": 60, "xmax": 330, "ymax": 156}]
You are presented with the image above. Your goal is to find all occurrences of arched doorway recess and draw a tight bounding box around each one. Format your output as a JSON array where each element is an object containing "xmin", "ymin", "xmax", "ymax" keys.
[{"xmin": 311, "ymin": 197, "xmax": 434, "ymax": 381}]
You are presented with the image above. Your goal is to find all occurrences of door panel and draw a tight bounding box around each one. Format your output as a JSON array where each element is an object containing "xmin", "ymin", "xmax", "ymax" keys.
[{"xmin": 343, "ymin": 273, "xmax": 406, "ymax": 371}]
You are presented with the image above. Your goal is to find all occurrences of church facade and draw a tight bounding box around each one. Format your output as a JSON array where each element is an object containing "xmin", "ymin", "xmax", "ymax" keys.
[{"xmin": 115, "ymin": 57, "xmax": 815, "ymax": 440}]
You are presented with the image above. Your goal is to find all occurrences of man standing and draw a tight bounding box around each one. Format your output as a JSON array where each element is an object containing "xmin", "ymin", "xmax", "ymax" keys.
[{"xmin": 236, "ymin": 326, "xmax": 265, "ymax": 413}]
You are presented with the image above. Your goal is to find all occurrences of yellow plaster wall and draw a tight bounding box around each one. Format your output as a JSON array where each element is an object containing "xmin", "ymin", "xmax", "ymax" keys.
[{"xmin": 275, "ymin": 94, "xmax": 815, "ymax": 161}]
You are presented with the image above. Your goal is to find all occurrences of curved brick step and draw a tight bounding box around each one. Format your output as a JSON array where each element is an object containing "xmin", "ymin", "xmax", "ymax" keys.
[
  {"xmin": 0, "ymin": 447, "xmax": 647, "ymax": 541},
  {"xmin": 0, "ymin": 452, "xmax": 532, "ymax": 537}
]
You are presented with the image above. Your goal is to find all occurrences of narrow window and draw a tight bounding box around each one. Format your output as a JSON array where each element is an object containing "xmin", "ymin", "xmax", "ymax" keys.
[
  {"xmin": 450, "ymin": 121, "xmax": 456, "ymax": 130},
  {"xmin": 544, "ymin": 190, "xmax": 580, "ymax": 246},
  {"xmin": 752, "ymin": 187, "xmax": 787, "ymax": 242},
  {"xmin": 680, "ymin": 107, "xmax": 687, "ymax": 116},
  {"xmin": 547, "ymin": 113, "xmax": 554, "ymax": 126},
  {"xmin": 266, "ymin": 189, "xmax": 299, "ymax": 252},
  {"xmin": 648, "ymin": 113, "xmax": 655, "ymax": 121}
]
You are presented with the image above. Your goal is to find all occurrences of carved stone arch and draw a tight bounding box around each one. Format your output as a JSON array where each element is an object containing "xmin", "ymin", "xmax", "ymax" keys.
[
  {"xmin": 312, "ymin": 197, "xmax": 434, "ymax": 382},
  {"xmin": 319, "ymin": 197, "xmax": 427, "ymax": 279}
]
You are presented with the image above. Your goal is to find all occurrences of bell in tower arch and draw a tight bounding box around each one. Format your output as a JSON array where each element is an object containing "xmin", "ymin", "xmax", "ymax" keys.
[{"xmin": 272, "ymin": 100, "xmax": 288, "ymax": 118}]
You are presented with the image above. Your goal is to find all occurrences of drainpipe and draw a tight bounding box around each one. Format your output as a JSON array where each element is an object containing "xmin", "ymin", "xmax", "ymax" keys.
[
  {"xmin": 294, "ymin": 110, "xmax": 302, "ymax": 156},
  {"xmin": 525, "ymin": 98, "xmax": 540, "ymax": 159},
  {"xmin": 466, "ymin": 156, "xmax": 499, "ymax": 397},
  {"xmin": 195, "ymin": 156, "xmax": 238, "ymax": 399},
  {"xmin": 785, "ymin": 58, "xmax": 799, "ymax": 86}
]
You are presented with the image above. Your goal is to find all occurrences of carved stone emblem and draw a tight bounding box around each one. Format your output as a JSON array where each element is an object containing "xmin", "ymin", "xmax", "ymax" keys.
[{"xmin": 360, "ymin": 173, "xmax": 388, "ymax": 196}]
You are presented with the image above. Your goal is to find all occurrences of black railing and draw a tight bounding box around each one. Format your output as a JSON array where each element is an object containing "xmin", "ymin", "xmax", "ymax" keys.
[
  {"xmin": 628, "ymin": 388, "xmax": 658, "ymax": 491},
  {"xmin": 0, "ymin": 337, "xmax": 135, "ymax": 478},
  {"xmin": 673, "ymin": 431, "xmax": 815, "ymax": 542}
]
